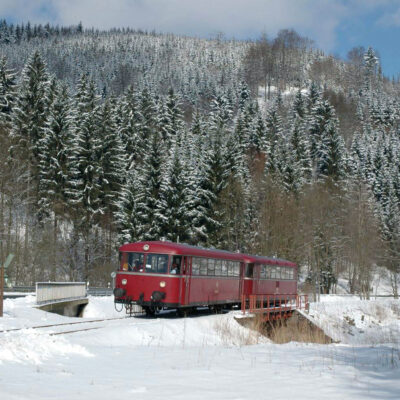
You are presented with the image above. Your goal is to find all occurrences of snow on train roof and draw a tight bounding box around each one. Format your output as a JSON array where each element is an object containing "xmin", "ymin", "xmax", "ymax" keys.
[{"xmin": 119, "ymin": 241, "xmax": 296, "ymax": 267}]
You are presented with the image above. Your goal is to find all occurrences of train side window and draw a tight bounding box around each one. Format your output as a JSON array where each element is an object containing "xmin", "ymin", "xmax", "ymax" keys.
[
  {"xmin": 245, "ymin": 264, "xmax": 254, "ymax": 278},
  {"xmin": 221, "ymin": 260, "xmax": 228, "ymax": 276},
  {"xmin": 276, "ymin": 267, "xmax": 281, "ymax": 279},
  {"xmin": 200, "ymin": 258, "xmax": 208, "ymax": 275},
  {"xmin": 171, "ymin": 256, "xmax": 182, "ymax": 274},
  {"xmin": 227, "ymin": 261, "xmax": 234, "ymax": 277},
  {"xmin": 207, "ymin": 259, "xmax": 215, "ymax": 276},
  {"xmin": 192, "ymin": 258, "xmax": 200, "ymax": 275},
  {"xmin": 145, "ymin": 254, "xmax": 168, "ymax": 274},
  {"xmin": 234, "ymin": 262, "xmax": 240, "ymax": 277},
  {"xmin": 260, "ymin": 265, "xmax": 266, "ymax": 279},
  {"xmin": 215, "ymin": 259, "xmax": 222, "ymax": 276}
]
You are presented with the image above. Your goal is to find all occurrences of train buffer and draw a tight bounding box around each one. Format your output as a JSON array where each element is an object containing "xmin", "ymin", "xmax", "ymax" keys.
[{"xmin": 240, "ymin": 294, "xmax": 309, "ymax": 321}]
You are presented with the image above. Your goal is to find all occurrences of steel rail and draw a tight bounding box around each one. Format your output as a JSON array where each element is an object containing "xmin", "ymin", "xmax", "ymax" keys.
[{"xmin": 0, "ymin": 316, "xmax": 130, "ymax": 334}]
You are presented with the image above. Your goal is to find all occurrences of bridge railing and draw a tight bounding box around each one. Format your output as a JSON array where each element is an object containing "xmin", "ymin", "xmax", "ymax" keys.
[
  {"xmin": 241, "ymin": 294, "xmax": 309, "ymax": 321},
  {"xmin": 36, "ymin": 282, "xmax": 87, "ymax": 305},
  {"xmin": 87, "ymin": 287, "xmax": 113, "ymax": 296}
]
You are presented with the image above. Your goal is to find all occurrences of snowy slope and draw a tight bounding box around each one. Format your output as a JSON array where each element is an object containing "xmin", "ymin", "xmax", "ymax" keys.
[
  {"xmin": 0, "ymin": 296, "xmax": 399, "ymax": 399},
  {"xmin": 307, "ymin": 296, "xmax": 400, "ymax": 345}
]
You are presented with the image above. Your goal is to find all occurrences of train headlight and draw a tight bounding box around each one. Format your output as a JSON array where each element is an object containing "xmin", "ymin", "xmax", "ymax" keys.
[
  {"xmin": 121, "ymin": 279, "xmax": 127, "ymax": 285},
  {"xmin": 160, "ymin": 281, "xmax": 166, "ymax": 288}
]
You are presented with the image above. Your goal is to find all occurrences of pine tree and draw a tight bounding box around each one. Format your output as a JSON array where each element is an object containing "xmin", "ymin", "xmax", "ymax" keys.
[
  {"xmin": 68, "ymin": 77, "xmax": 103, "ymax": 280},
  {"xmin": 292, "ymin": 89, "xmax": 305, "ymax": 119},
  {"xmin": 38, "ymin": 82, "xmax": 73, "ymax": 221},
  {"xmin": 317, "ymin": 119, "xmax": 347, "ymax": 180},
  {"xmin": 97, "ymin": 99, "xmax": 126, "ymax": 221},
  {"xmin": 10, "ymin": 50, "xmax": 50, "ymax": 204},
  {"xmin": 37, "ymin": 81, "xmax": 73, "ymax": 279},
  {"xmin": 70, "ymin": 78, "xmax": 103, "ymax": 223},
  {"xmin": 115, "ymin": 169, "xmax": 141, "ymax": 244},
  {"xmin": 306, "ymin": 82, "xmax": 320, "ymax": 113},
  {"xmin": 135, "ymin": 130, "xmax": 165, "ymax": 240},
  {"xmin": 119, "ymin": 86, "xmax": 141, "ymax": 169},
  {"xmin": 264, "ymin": 104, "xmax": 283, "ymax": 175},
  {"xmin": 188, "ymin": 122, "xmax": 219, "ymax": 245},
  {"xmin": 363, "ymin": 47, "xmax": 378, "ymax": 93},
  {"xmin": 238, "ymin": 80, "xmax": 251, "ymax": 112},
  {"xmin": 0, "ymin": 56, "xmax": 16, "ymax": 128},
  {"xmin": 289, "ymin": 117, "xmax": 312, "ymax": 187},
  {"xmin": 307, "ymin": 99, "xmax": 347, "ymax": 180},
  {"xmin": 159, "ymin": 144, "xmax": 190, "ymax": 242},
  {"xmin": 137, "ymin": 87, "xmax": 157, "ymax": 154},
  {"xmin": 248, "ymin": 112, "xmax": 266, "ymax": 154}
]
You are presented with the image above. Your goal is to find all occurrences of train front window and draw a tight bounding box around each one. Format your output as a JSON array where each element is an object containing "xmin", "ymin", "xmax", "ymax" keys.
[
  {"xmin": 128, "ymin": 252, "xmax": 145, "ymax": 271},
  {"xmin": 119, "ymin": 252, "xmax": 145, "ymax": 271},
  {"xmin": 120, "ymin": 252, "xmax": 128, "ymax": 271},
  {"xmin": 145, "ymin": 254, "xmax": 169, "ymax": 274}
]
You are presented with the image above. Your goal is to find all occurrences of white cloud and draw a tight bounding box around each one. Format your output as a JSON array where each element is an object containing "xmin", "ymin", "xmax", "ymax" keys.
[
  {"xmin": 0, "ymin": 0, "xmax": 395, "ymax": 51},
  {"xmin": 376, "ymin": 6, "xmax": 400, "ymax": 27}
]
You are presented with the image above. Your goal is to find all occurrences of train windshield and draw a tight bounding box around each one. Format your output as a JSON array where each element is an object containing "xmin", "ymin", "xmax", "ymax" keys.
[
  {"xmin": 119, "ymin": 252, "xmax": 145, "ymax": 271},
  {"xmin": 145, "ymin": 254, "xmax": 169, "ymax": 274}
]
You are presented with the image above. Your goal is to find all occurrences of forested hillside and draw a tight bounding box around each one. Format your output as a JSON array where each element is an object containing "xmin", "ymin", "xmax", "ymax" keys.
[{"xmin": 0, "ymin": 21, "xmax": 399, "ymax": 297}]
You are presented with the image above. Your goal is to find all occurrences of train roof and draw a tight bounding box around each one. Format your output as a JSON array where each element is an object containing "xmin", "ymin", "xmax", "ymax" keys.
[
  {"xmin": 119, "ymin": 241, "xmax": 296, "ymax": 267},
  {"xmin": 241, "ymin": 254, "xmax": 296, "ymax": 267},
  {"xmin": 119, "ymin": 241, "xmax": 244, "ymax": 261}
]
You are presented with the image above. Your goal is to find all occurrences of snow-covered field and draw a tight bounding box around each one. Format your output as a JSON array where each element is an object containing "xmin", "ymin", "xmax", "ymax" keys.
[{"xmin": 1, "ymin": 296, "xmax": 399, "ymax": 400}]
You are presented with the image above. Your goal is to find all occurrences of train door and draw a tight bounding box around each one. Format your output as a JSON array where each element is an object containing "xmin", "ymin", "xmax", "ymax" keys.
[
  {"xmin": 239, "ymin": 262, "xmax": 245, "ymax": 297},
  {"xmin": 243, "ymin": 263, "xmax": 254, "ymax": 296},
  {"xmin": 253, "ymin": 264, "xmax": 262, "ymax": 294},
  {"xmin": 179, "ymin": 256, "xmax": 191, "ymax": 306}
]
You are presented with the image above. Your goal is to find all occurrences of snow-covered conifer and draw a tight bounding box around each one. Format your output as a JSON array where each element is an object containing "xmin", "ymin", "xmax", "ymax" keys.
[
  {"xmin": 10, "ymin": 50, "xmax": 50, "ymax": 202},
  {"xmin": 37, "ymin": 82, "xmax": 73, "ymax": 220},
  {"xmin": 0, "ymin": 56, "xmax": 16, "ymax": 127}
]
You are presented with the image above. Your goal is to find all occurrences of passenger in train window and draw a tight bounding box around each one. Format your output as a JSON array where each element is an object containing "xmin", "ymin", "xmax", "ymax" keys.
[
  {"xmin": 171, "ymin": 262, "xmax": 180, "ymax": 274},
  {"xmin": 133, "ymin": 260, "xmax": 143, "ymax": 272}
]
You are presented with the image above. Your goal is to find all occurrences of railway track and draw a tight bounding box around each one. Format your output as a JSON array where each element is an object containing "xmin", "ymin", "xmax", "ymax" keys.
[
  {"xmin": 0, "ymin": 316, "xmax": 130, "ymax": 335},
  {"xmin": 0, "ymin": 308, "xmax": 223, "ymax": 337}
]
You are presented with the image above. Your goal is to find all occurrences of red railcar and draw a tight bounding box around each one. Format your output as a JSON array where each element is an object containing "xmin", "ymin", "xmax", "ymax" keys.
[{"xmin": 113, "ymin": 241, "xmax": 297, "ymax": 315}]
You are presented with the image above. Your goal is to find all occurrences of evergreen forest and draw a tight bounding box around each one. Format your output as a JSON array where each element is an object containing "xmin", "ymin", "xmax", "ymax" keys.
[{"xmin": 0, "ymin": 21, "xmax": 399, "ymax": 297}]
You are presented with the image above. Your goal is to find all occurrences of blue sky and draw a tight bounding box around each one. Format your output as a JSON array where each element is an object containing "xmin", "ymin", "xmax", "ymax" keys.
[{"xmin": 2, "ymin": 0, "xmax": 400, "ymax": 77}]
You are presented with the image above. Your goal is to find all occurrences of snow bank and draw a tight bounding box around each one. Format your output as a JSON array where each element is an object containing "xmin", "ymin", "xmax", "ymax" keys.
[
  {"xmin": 308, "ymin": 296, "xmax": 400, "ymax": 345},
  {"xmin": 82, "ymin": 296, "xmax": 124, "ymax": 319},
  {"xmin": 0, "ymin": 330, "xmax": 92, "ymax": 365},
  {"xmin": 1, "ymin": 296, "xmax": 400, "ymax": 399}
]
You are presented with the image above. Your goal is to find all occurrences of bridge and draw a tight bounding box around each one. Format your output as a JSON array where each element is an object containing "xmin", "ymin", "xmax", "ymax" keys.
[{"xmin": 35, "ymin": 282, "xmax": 89, "ymax": 317}]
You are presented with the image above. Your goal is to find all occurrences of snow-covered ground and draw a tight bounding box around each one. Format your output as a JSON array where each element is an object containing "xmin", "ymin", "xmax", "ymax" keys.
[
  {"xmin": 1, "ymin": 296, "xmax": 399, "ymax": 399},
  {"xmin": 308, "ymin": 296, "xmax": 400, "ymax": 346}
]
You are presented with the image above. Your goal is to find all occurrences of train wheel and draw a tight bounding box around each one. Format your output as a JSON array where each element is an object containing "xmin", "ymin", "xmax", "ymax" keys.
[
  {"xmin": 210, "ymin": 305, "xmax": 223, "ymax": 314},
  {"xmin": 176, "ymin": 308, "xmax": 189, "ymax": 317},
  {"xmin": 143, "ymin": 306, "xmax": 156, "ymax": 316}
]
